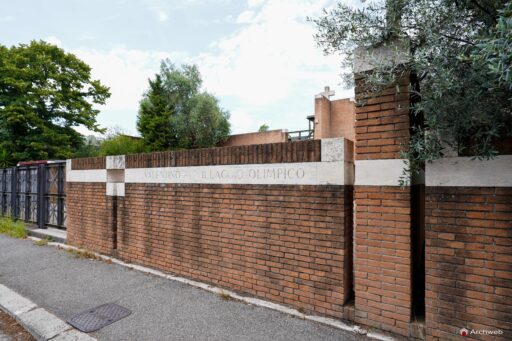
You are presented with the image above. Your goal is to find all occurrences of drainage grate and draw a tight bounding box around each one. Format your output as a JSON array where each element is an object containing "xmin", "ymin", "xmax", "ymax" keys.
[{"xmin": 67, "ymin": 303, "xmax": 131, "ymax": 333}]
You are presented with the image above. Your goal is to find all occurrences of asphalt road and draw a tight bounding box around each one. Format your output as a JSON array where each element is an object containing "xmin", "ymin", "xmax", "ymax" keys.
[{"xmin": 0, "ymin": 235, "xmax": 365, "ymax": 341}]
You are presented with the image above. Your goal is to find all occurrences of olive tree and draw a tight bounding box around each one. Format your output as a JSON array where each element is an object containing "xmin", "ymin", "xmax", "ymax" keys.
[{"xmin": 312, "ymin": 0, "xmax": 512, "ymax": 177}]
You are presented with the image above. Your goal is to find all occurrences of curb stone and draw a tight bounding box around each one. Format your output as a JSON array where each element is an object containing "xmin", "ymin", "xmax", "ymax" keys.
[{"xmin": 0, "ymin": 284, "xmax": 95, "ymax": 341}]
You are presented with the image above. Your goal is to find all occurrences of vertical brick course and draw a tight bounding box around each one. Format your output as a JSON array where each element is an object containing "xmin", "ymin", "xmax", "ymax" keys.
[
  {"xmin": 354, "ymin": 185, "xmax": 412, "ymax": 336},
  {"xmin": 425, "ymin": 187, "xmax": 512, "ymax": 341},
  {"xmin": 124, "ymin": 139, "xmax": 321, "ymax": 168},
  {"xmin": 71, "ymin": 157, "xmax": 106, "ymax": 170},
  {"xmin": 353, "ymin": 73, "xmax": 414, "ymax": 337}
]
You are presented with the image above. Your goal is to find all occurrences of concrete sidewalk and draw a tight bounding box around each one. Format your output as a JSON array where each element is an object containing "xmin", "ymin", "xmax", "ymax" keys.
[{"xmin": 0, "ymin": 235, "xmax": 366, "ymax": 341}]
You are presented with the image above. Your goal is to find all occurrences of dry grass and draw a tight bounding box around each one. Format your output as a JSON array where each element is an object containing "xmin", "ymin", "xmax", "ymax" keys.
[
  {"xmin": 66, "ymin": 248, "xmax": 99, "ymax": 260},
  {"xmin": 219, "ymin": 291, "xmax": 233, "ymax": 301}
]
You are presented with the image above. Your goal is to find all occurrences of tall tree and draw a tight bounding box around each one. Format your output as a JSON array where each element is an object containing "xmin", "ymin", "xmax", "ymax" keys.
[
  {"xmin": 137, "ymin": 60, "xmax": 230, "ymax": 150},
  {"xmin": 312, "ymin": 0, "xmax": 512, "ymax": 174},
  {"xmin": 0, "ymin": 41, "xmax": 110, "ymax": 163}
]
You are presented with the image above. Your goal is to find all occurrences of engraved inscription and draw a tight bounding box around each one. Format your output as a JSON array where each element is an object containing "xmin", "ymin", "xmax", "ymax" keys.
[
  {"xmin": 140, "ymin": 166, "xmax": 307, "ymax": 182},
  {"xmin": 144, "ymin": 168, "xmax": 190, "ymax": 180},
  {"xmin": 201, "ymin": 167, "xmax": 306, "ymax": 180}
]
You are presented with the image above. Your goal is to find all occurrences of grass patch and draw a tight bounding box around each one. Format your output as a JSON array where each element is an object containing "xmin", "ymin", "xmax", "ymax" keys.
[
  {"xmin": 66, "ymin": 248, "xmax": 99, "ymax": 260},
  {"xmin": 33, "ymin": 236, "xmax": 53, "ymax": 246},
  {"xmin": 0, "ymin": 217, "xmax": 27, "ymax": 239}
]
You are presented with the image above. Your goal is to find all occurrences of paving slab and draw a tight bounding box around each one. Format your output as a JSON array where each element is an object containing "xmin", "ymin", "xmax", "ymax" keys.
[{"xmin": 0, "ymin": 235, "xmax": 367, "ymax": 341}]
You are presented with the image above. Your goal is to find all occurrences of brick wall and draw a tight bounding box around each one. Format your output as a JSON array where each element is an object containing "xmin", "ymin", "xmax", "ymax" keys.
[
  {"xmin": 354, "ymin": 185, "xmax": 412, "ymax": 335},
  {"xmin": 425, "ymin": 187, "xmax": 512, "ymax": 341},
  {"xmin": 114, "ymin": 183, "xmax": 352, "ymax": 319},
  {"xmin": 66, "ymin": 139, "xmax": 355, "ymax": 322},
  {"xmin": 67, "ymin": 182, "xmax": 113, "ymax": 254}
]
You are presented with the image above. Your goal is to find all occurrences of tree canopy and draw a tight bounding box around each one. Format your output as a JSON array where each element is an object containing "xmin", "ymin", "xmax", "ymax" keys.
[
  {"xmin": 98, "ymin": 130, "xmax": 146, "ymax": 157},
  {"xmin": 312, "ymin": 0, "xmax": 512, "ymax": 173},
  {"xmin": 137, "ymin": 60, "xmax": 230, "ymax": 150},
  {"xmin": 0, "ymin": 41, "xmax": 110, "ymax": 164},
  {"xmin": 258, "ymin": 124, "xmax": 270, "ymax": 132}
]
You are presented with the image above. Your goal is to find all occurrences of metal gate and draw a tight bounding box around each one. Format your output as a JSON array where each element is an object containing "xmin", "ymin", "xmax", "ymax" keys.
[{"xmin": 0, "ymin": 161, "xmax": 66, "ymax": 229}]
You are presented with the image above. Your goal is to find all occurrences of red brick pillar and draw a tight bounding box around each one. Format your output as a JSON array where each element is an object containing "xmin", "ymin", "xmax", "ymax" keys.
[{"xmin": 353, "ymin": 57, "xmax": 416, "ymax": 336}]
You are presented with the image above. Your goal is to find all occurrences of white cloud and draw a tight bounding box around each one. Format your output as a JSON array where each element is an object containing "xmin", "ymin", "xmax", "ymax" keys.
[
  {"xmin": 235, "ymin": 10, "xmax": 256, "ymax": 24},
  {"xmin": 45, "ymin": 36, "xmax": 62, "ymax": 46},
  {"xmin": 157, "ymin": 10, "xmax": 168, "ymax": 22},
  {"xmin": 145, "ymin": 0, "xmax": 229, "ymax": 22},
  {"xmin": 229, "ymin": 110, "xmax": 259, "ymax": 133},
  {"xmin": 72, "ymin": 47, "xmax": 188, "ymax": 112},
  {"xmin": 192, "ymin": 0, "xmax": 348, "ymax": 107}
]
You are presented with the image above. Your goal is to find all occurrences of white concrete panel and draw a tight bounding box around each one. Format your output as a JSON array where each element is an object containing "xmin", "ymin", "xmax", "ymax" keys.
[
  {"xmin": 321, "ymin": 138, "xmax": 344, "ymax": 162},
  {"xmin": 125, "ymin": 161, "xmax": 348, "ymax": 185},
  {"xmin": 66, "ymin": 160, "xmax": 107, "ymax": 183},
  {"xmin": 106, "ymin": 182, "xmax": 125, "ymax": 196},
  {"xmin": 426, "ymin": 156, "xmax": 512, "ymax": 187},
  {"xmin": 355, "ymin": 159, "xmax": 407, "ymax": 186},
  {"xmin": 106, "ymin": 155, "xmax": 125, "ymax": 169}
]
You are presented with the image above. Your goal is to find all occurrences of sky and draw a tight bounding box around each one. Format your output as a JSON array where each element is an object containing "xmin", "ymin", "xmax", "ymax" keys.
[{"xmin": 0, "ymin": 0, "xmax": 357, "ymax": 136}]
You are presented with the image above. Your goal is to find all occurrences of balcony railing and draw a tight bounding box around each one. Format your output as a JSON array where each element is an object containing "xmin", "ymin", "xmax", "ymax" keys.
[{"xmin": 286, "ymin": 129, "xmax": 314, "ymax": 141}]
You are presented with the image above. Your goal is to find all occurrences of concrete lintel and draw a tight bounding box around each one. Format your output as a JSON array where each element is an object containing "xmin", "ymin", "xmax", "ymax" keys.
[
  {"xmin": 66, "ymin": 160, "xmax": 107, "ymax": 183},
  {"xmin": 355, "ymin": 159, "xmax": 407, "ymax": 186},
  {"xmin": 124, "ymin": 161, "xmax": 349, "ymax": 186},
  {"xmin": 426, "ymin": 155, "xmax": 512, "ymax": 187}
]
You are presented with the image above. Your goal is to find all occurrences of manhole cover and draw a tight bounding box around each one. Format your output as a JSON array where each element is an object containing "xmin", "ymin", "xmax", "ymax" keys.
[{"xmin": 67, "ymin": 303, "xmax": 131, "ymax": 333}]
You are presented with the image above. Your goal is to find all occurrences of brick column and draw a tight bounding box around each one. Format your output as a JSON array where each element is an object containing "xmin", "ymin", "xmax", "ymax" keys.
[{"xmin": 353, "ymin": 49, "xmax": 416, "ymax": 336}]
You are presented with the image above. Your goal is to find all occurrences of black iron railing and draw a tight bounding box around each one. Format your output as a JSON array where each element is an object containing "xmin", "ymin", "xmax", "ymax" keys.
[{"xmin": 0, "ymin": 161, "xmax": 66, "ymax": 229}]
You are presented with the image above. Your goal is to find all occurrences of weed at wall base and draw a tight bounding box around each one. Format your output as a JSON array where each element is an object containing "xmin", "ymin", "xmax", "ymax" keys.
[
  {"xmin": 33, "ymin": 236, "xmax": 53, "ymax": 246},
  {"xmin": 66, "ymin": 248, "xmax": 99, "ymax": 260},
  {"xmin": 0, "ymin": 218, "xmax": 27, "ymax": 239}
]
